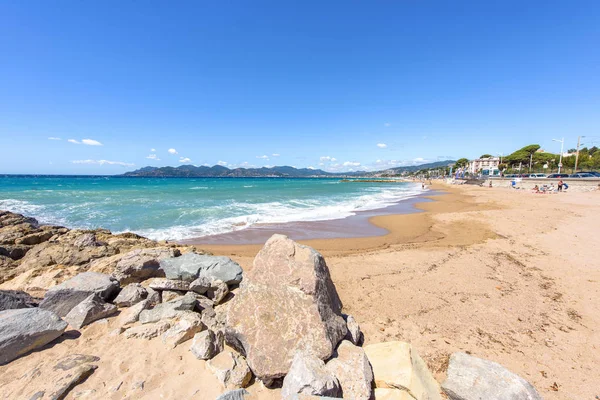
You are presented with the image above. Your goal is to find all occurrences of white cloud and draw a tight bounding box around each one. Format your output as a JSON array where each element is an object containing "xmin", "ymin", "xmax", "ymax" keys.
[
  {"xmin": 307, "ymin": 166, "xmax": 316, "ymax": 170},
  {"xmin": 263, "ymin": 165, "xmax": 273, "ymax": 168},
  {"xmin": 377, "ymin": 143, "xmax": 387, "ymax": 148},
  {"xmin": 217, "ymin": 160, "xmax": 228, "ymax": 166},
  {"xmin": 81, "ymin": 138, "xmax": 103, "ymax": 146},
  {"xmin": 179, "ymin": 157, "xmax": 192, "ymax": 163},
  {"xmin": 343, "ymin": 161, "xmax": 361, "ymax": 167},
  {"xmin": 272, "ymin": 153, "xmax": 280, "ymax": 157},
  {"xmin": 150, "ymin": 148, "xmax": 156, "ymax": 152},
  {"xmin": 319, "ymin": 162, "xmax": 324, "ymax": 166},
  {"xmin": 67, "ymin": 138, "xmax": 103, "ymax": 146},
  {"xmin": 72, "ymin": 159, "xmax": 134, "ymax": 167},
  {"xmin": 48, "ymin": 137, "xmax": 61, "ymax": 140},
  {"xmin": 256, "ymin": 155, "xmax": 269, "ymax": 159},
  {"xmin": 384, "ymin": 123, "xmax": 391, "ymax": 127},
  {"xmin": 320, "ymin": 156, "xmax": 338, "ymax": 162},
  {"xmin": 146, "ymin": 154, "xmax": 160, "ymax": 160},
  {"xmin": 168, "ymin": 148, "xmax": 178, "ymax": 155}
]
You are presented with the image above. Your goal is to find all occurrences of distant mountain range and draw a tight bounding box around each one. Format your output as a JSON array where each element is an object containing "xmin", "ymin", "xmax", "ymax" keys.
[{"xmin": 122, "ymin": 160, "xmax": 455, "ymax": 178}]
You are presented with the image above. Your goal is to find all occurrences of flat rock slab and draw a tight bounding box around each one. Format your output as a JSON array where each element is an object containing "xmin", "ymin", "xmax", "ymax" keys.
[
  {"xmin": 442, "ymin": 352, "xmax": 542, "ymax": 400},
  {"xmin": 124, "ymin": 321, "xmax": 171, "ymax": 339},
  {"xmin": 147, "ymin": 278, "xmax": 190, "ymax": 291},
  {"xmin": 161, "ymin": 311, "xmax": 204, "ymax": 348},
  {"xmin": 138, "ymin": 293, "xmax": 197, "ymax": 324},
  {"xmin": 364, "ymin": 341, "xmax": 442, "ymax": 400},
  {"xmin": 160, "ymin": 253, "xmax": 243, "ymax": 284},
  {"xmin": 39, "ymin": 272, "xmax": 119, "ymax": 317},
  {"xmin": 226, "ymin": 235, "xmax": 347, "ymax": 385},
  {"xmin": 0, "ymin": 308, "xmax": 68, "ymax": 364}
]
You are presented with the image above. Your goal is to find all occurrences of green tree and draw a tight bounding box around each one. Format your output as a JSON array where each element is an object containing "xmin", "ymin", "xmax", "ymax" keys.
[
  {"xmin": 480, "ymin": 154, "xmax": 492, "ymax": 159},
  {"xmin": 454, "ymin": 158, "xmax": 469, "ymax": 168}
]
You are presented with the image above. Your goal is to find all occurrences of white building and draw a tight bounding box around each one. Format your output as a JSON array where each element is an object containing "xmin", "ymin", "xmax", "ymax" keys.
[{"xmin": 468, "ymin": 157, "xmax": 500, "ymax": 176}]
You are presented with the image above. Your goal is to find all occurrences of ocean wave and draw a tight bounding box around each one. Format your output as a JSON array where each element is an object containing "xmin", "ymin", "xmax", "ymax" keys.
[
  {"xmin": 190, "ymin": 187, "xmax": 208, "ymax": 190},
  {"xmin": 132, "ymin": 184, "xmax": 422, "ymax": 241}
]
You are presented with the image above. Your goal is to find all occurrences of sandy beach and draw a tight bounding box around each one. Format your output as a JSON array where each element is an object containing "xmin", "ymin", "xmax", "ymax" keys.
[
  {"xmin": 1, "ymin": 182, "xmax": 598, "ymax": 399},
  {"xmin": 197, "ymin": 182, "xmax": 600, "ymax": 398}
]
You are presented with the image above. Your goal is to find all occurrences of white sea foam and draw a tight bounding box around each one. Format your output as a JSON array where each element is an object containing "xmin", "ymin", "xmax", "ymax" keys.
[
  {"xmin": 190, "ymin": 186, "xmax": 209, "ymax": 190},
  {"xmin": 133, "ymin": 184, "xmax": 423, "ymax": 241}
]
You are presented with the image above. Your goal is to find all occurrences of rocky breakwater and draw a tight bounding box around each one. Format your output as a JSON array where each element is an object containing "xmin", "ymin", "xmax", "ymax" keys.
[{"xmin": 0, "ymin": 210, "xmax": 545, "ymax": 399}]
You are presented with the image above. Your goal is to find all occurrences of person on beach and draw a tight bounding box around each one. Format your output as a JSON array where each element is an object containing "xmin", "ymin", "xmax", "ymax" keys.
[
  {"xmin": 533, "ymin": 184, "xmax": 540, "ymax": 193},
  {"xmin": 422, "ymin": 183, "xmax": 425, "ymax": 189},
  {"xmin": 558, "ymin": 180, "xmax": 563, "ymax": 192}
]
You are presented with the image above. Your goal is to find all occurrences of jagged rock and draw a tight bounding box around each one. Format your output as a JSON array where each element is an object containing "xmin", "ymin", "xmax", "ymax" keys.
[
  {"xmin": 0, "ymin": 289, "xmax": 40, "ymax": 310},
  {"xmin": 73, "ymin": 233, "xmax": 98, "ymax": 247},
  {"xmin": 190, "ymin": 329, "xmax": 224, "ymax": 360},
  {"xmin": 189, "ymin": 276, "xmax": 212, "ymax": 294},
  {"xmin": 226, "ymin": 235, "xmax": 347, "ymax": 384},
  {"xmin": 442, "ymin": 352, "xmax": 542, "ymax": 400},
  {"xmin": 160, "ymin": 253, "xmax": 243, "ymax": 284},
  {"xmin": 281, "ymin": 352, "xmax": 342, "ymax": 399},
  {"xmin": 216, "ymin": 389, "xmax": 250, "ymax": 400},
  {"xmin": 325, "ymin": 340, "xmax": 373, "ymax": 400},
  {"xmin": 161, "ymin": 311, "xmax": 204, "ymax": 348},
  {"xmin": 112, "ymin": 247, "xmax": 180, "ymax": 284},
  {"xmin": 0, "ymin": 244, "xmax": 30, "ymax": 260},
  {"xmin": 64, "ymin": 293, "xmax": 118, "ymax": 329},
  {"xmin": 114, "ymin": 283, "xmax": 147, "ymax": 307},
  {"xmin": 0, "ymin": 308, "xmax": 68, "ymax": 364},
  {"xmin": 364, "ymin": 341, "xmax": 442, "ymax": 400},
  {"xmin": 18, "ymin": 240, "xmax": 117, "ymax": 272},
  {"xmin": 207, "ymin": 349, "xmax": 253, "ymax": 390},
  {"xmin": 146, "ymin": 287, "xmax": 161, "ymax": 305},
  {"xmin": 147, "ymin": 277, "xmax": 190, "ymax": 291},
  {"xmin": 343, "ymin": 314, "xmax": 363, "ymax": 345},
  {"xmin": 39, "ymin": 272, "xmax": 120, "ymax": 317},
  {"xmin": 206, "ymin": 279, "xmax": 229, "ymax": 305},
  {"xmin": 138, "ymin": 293, "xmax": 197, "ymax": 324},
  {"xmin": 14, "ymin": 231, "xmax": 54, "ymax": 246},
  {"xmin": 116, "ymin": 299, "xmax": 150, "ymax": 327},
  {"xmin": 124, "ymin": 321, "xmax": 171, "ymax": 339}
]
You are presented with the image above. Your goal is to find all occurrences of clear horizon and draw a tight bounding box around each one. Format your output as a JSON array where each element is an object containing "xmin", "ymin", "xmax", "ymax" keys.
[{"xmin": 1, "ymin": 1, "xmax": 599, "ymax": 174}]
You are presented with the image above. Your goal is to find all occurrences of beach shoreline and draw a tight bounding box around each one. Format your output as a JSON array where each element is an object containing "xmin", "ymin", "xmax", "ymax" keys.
[{"xmin": 189, "ymin": 183, "xmax": 500, "ymax": 258}]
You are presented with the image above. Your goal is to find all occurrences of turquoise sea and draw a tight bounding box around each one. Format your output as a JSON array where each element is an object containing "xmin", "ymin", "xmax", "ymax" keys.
[{"xmin": 0, "ymin": 176, "xmax": 422, "ymax": 241}]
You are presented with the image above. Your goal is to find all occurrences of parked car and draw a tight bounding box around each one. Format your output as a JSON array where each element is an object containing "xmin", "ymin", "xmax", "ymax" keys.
[
  {"xmin": 577, "ymin": 171, "xmax": 600, "ymax": 177},
  {"xmin": 569, "ymin": 173, "xmax": 595, "ymax": 178},
  {"xmin": 528, "ymin": 173, "xmax": 548, "ymax": 178},
  {"xmin": 546, "ymin": 173, "xmax": 570, "ymax": 179}
]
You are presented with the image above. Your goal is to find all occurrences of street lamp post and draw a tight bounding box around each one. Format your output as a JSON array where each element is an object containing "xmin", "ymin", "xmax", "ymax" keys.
[
  {"xmin": 552, "ymin": 138, "xmax": 564, "ymax": 174},
  {"xmin": 574, "ymin": 136, "xmax": 585, "ymax": 173}
]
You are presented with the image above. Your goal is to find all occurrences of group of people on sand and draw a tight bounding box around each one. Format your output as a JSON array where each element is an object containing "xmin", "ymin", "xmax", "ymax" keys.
[{"xmin": 532, "ymin": 180, "xmax": 568, "ymax": 193}]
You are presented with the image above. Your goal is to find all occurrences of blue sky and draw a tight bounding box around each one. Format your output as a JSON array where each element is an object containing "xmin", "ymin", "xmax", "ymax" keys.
[{"xmin": 1, "ymin": 1, "xmax": 599, "ymax": 174}]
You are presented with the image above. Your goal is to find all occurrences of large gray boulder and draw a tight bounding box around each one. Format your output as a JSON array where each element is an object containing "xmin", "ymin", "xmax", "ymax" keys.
[
  {"xmin": 0, "ymin": 290, "xmax": 39, "ymax": 310},
  {"xmin": 64, "ymin": 294, "xmax": 118, "ymax": 329},
  {"xmin": 0, "ymin": 308, "xmax": 68, "ymax": 364},
  {"xmin": 281, "ymin": 352, "xmax": 342, "ymax": 399},
  {"xmin": 159, "ymin": 253, "xmax": 243, "ymax": 284},
  {"xmin": 226, "ymin": 235, "xmax": 347, "ymax": 385},
  {"xmin": 39, "ymin": 272, "xmax": 120, "ymax": 317},
  {"xmin": 442, "ymin": 352, "xmax": 542, "ymax": 400}
]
